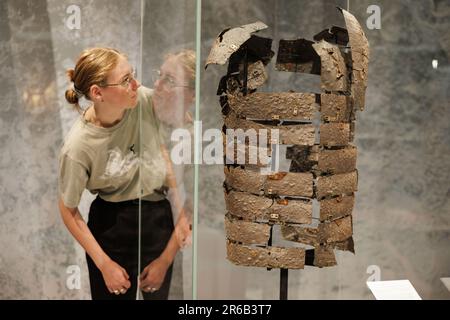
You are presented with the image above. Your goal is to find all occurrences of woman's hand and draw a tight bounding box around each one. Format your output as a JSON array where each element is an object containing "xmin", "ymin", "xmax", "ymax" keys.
[
  {"xmin": 99, "ymin": 259, "xmax": 131, "ymax": 295},
  {"xmin": 139, "ymin": 257, "xmax": 170, "ymax": 293}
]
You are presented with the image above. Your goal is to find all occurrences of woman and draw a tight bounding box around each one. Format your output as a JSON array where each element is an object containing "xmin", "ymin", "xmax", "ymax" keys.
[
  {"xmin": 59, "ymin": 47, "xmax": 184, "ymax": 300},
  {"xmin": 151, "ymin": 49, "xmax": 196, "ymax": 248}
]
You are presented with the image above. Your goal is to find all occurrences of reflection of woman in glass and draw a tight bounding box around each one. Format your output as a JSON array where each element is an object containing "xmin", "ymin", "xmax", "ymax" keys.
[
  {"xmin": 140, "ymin": 50, "xmax": 196, "ymax": 295},
  {"xmin": 150, "ymin": 50, "xmax": 196, "ymax": 258},
  {"xmin": 59, "ymin": 47, "xmax": 184, "ymax": 300},
  {"xmin": 152, "ymin": 50, "xmax": 195, "ymax": 128}
]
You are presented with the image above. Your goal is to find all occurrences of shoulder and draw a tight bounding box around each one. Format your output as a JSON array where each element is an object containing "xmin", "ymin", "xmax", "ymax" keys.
[{"xmin": 59, "ymin": 119, "xmax": 94, "ymax": 164}]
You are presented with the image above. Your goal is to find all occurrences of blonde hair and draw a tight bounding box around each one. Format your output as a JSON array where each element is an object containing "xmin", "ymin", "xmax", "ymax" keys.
[
  {"xmin": 65, "ymin": 47, "xmax": 126, "ymax": 113},
  {"xmin": 165, "ymin": 49, "xmax": 196, "ymax": 88}
]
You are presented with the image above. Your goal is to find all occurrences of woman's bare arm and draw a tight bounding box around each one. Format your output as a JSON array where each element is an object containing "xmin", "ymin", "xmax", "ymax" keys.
[
  {"xmin": 58, "ymin": 197, "xmax": 131, "ymax": 293},
  {"xmin": 58, "ymin": 198, "xmax": 110, "ymax": 269}
]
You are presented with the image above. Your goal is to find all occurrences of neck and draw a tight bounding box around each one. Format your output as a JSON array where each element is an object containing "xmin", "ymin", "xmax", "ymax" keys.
[{"xmin": 86, "ymin": 104, "xmax": 125, "ymax": 128}]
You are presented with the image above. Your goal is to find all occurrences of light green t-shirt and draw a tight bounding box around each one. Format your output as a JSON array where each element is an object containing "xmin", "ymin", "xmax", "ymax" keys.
[{"xmin": 58, "ymin": 86, "xmax": 166, "ymax": 208}]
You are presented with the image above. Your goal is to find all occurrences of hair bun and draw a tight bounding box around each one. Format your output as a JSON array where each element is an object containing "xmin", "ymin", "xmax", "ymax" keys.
[{"xmin": 65, "ymin": 88, "xmax": 79, "ymax": 105}]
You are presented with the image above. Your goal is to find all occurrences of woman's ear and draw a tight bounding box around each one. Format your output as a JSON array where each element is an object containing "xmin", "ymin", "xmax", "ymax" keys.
[{"xmin": 90, "ymin": 85, "xmax": 104, "ymax": 102}]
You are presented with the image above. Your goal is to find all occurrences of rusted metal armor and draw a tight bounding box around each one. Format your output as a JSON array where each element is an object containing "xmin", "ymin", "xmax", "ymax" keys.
[{"xmin": 206, "ymin": 8, "xmax": 369, "ymax": 269}]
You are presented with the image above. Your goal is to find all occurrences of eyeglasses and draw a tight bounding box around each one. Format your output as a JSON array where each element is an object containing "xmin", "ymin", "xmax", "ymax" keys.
[
  {"xmin": 153, "ymin": 69, "xmax": 193, "ymax": 89},
  {"xmin": 101, "ymin": 69, "xmax": 137, "ymax": 88}
]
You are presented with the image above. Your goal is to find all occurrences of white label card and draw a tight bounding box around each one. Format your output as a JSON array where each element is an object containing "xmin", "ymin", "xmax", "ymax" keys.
[{"xmin": 366, "ymin": 280, "xmax": 422, "ymax": 300}]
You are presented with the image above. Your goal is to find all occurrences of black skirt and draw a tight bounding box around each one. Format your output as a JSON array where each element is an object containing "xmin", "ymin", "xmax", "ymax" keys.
[{"xmin": 86, "ymin": 195, "xmax": 174, "ymax": 300}]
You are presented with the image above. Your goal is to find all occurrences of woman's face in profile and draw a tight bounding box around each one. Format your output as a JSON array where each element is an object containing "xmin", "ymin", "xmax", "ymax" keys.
[
  {"xmin": 152, "ymin": 56, "xmax": 194, "ymax": 127},
  {"xmin": 100, "ymin": 55, "xmax": 140, "ymax": 110}
]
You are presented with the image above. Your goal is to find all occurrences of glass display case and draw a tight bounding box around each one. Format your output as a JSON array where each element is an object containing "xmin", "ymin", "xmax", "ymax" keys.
[{"xmin": 0, "ymin": 0, "xmax": 448, "ymax": 300}]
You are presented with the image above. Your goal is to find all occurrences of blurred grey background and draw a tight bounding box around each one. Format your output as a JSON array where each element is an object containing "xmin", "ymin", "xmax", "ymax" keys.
[{"xmin": 0, "ymin": 0, "xmax": 448, "ymax": 299}]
